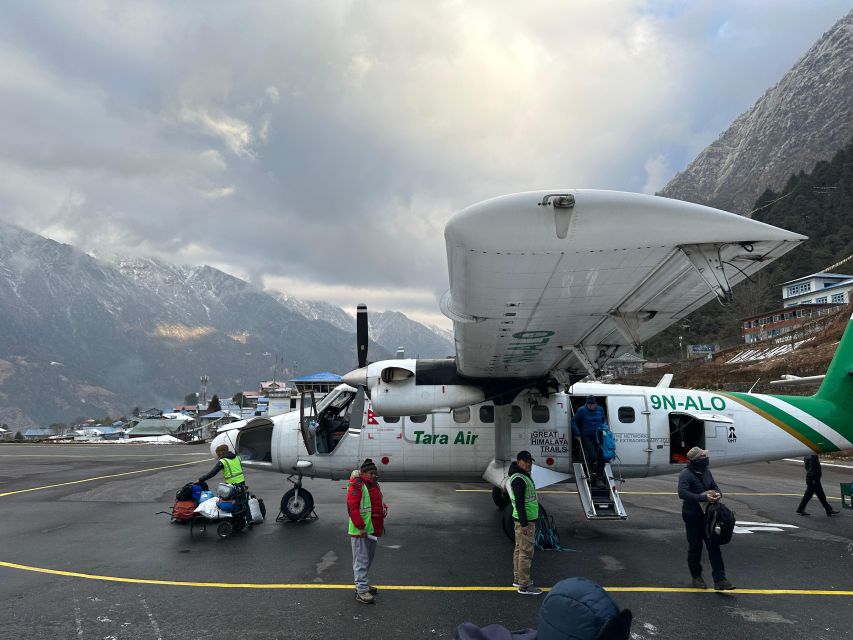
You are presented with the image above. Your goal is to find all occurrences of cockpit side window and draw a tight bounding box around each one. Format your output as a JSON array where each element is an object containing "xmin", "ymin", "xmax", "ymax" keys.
[{"xmin": 304, "ymin": 390, "xmax": 356, "ymax": 455}]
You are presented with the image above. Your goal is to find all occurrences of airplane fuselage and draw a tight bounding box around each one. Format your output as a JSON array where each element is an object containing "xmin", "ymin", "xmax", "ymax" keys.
[{"xmin": 214, "ymin": 380, "xmax": 827, "ymax": 486}]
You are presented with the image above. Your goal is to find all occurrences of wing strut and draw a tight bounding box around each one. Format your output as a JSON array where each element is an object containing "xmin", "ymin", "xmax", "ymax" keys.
[
  {"xmin": 570, "ymin": 346, "xmax": 599, "ymax": 379},
  {"xmin": 681, "ymin": 244, "xmax": 734, "ymax": 304}
]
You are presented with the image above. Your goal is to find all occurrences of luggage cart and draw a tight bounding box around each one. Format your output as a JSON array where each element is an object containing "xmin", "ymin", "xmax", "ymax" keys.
[{"xmin": 190, "ymin": 486, "xmax": 253, "ymax": 540}]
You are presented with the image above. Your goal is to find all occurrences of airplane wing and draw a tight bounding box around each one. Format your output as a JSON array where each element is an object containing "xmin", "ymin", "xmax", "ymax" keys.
[{"xmin": 441, "ymin": 190, "xmax": 806, "ymax": 379}]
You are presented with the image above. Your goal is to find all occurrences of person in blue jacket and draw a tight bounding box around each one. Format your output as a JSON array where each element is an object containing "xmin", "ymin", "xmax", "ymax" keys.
[
  {"xmin": 572, "ymin": 397, "xmax": 607, "ymax": 487},
  {"xmin": 454, "ymin": 576, "xmax": 632, "ymax": 640}
]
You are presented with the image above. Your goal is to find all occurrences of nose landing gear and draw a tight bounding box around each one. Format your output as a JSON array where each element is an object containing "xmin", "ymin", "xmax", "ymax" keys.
[{"xmin": 277, "ymin": 474, "xmax": 316, "ymax": 522}]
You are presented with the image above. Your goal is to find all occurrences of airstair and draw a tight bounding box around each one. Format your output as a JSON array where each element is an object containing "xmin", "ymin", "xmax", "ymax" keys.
[{"xmin": 573, "ymin": 462, "xmax": 628, "ymax": 520}]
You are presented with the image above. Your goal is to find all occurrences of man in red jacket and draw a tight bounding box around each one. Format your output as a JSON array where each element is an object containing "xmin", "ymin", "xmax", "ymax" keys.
[{"xmin": 347, "ymin": 458, "xmax": 387, "ymax": 604}]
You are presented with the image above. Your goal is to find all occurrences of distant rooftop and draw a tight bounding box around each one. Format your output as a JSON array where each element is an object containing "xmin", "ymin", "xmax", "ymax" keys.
[
  {"xmin": 290, "ymin": 372, "xmax": 342, "ymax": 383},
  {"xmin": 780, "ymin": 272, "xmax": 853, "ymax": 286}
]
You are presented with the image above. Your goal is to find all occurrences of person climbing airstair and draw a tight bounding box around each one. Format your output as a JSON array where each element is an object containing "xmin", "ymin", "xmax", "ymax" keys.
[{"xmin": 571, "ymin": 396, "xmax": 627, "ymax": 520}]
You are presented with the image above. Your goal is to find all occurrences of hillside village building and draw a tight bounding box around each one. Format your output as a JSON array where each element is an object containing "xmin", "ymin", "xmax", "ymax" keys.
[{"xmin": 742, "ymin": 272, "xmax": 852, "ymax": 343}]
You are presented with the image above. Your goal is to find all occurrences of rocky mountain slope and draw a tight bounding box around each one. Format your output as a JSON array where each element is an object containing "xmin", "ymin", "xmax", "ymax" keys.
[
  {"xmin": 661, "ymin": 10, "xmax": 853, "ymax": 215},
  {"xmin": 0, "ymin": 222, "xmax": 401, "ymax": 426}
]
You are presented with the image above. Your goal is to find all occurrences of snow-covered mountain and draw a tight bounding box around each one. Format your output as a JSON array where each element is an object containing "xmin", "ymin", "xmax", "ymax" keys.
[
  {"xmin": 0, "ymin": 221, "xmax": 391, "ymax": 426},
  {"xmin": 273, "ymin": 293, "xmax": 454, "ymax": 359},
  {"xmin": 661, "ymin": 10, "xmax": 853, "ymax": 215}
]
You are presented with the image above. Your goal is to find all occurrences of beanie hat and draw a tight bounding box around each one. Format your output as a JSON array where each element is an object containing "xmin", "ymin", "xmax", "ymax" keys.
[
  {"xmin": 686, "ymin": 447, "xmax": 709, "ymax": 461},
  {"xmin": 360, "ymin": 458, "xmax": 378, "ymax": 474}
]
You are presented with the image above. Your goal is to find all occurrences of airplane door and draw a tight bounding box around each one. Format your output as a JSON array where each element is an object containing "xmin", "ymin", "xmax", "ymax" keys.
[
  {"xmin": 607, "ymin": 395, "xmax": 651, "ymax": 476},
  {"xmin": 703, "ymin": 419, "xmax": 730, "ymax": 461}
]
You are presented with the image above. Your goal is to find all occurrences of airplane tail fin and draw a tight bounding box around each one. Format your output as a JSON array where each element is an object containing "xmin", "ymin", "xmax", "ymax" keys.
[{"xmin": 814, "ymin": 311, "xmax": 853, "ymax": 412}]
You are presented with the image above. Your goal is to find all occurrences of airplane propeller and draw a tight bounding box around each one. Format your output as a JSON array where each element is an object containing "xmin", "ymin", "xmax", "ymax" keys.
[
  {"xmin": 357, "ymin": 303, "xmax": 368, "ymax": 368},
  {"xmin": 344, "ymin": 304, "xmax": 370, "ymax": 429}
]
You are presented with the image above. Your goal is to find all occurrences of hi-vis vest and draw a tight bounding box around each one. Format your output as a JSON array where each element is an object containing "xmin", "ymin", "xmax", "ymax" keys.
[
  {"xmin": 221, "ymin": 456, "xmax": 245, "ymax": 485},
  {"xmin": 509, "ymin": 473, "xmax": 539, "ymax": 522},
  {"xmin": 347, "ymin": 484, "xmax": 374, "ymax": 535}
]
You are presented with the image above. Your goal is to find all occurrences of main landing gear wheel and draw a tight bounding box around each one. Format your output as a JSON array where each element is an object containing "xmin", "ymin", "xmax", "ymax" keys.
[
  {"xmin": 281, "ymin": 487, "xmax": 314, "ymax": 521},
  {"xmin": 502, "ymin": 503, "xmax": 548, "ymax": 542},
  {"xmin": 217, "ymin": 521, "xmax": 233, "ymax": 538},
  {"xmin": 492, "ymin": 487, "xmax": 510, "ymax": 510}
]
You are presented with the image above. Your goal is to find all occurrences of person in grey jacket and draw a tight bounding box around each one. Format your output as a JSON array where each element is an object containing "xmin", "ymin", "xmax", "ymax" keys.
[
  {"xmin": 677, "ymin": 447, "xmax": 734, "ymax": 591},
  {"xmin": 796, "ymin": 454, "xmax": 840, "ymax": 516}
]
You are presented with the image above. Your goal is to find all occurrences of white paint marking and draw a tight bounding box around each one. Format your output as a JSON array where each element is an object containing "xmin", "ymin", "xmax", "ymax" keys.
[
  {"xmin": 72, "ymin": 592, "xmax": 84, "ymax": 640},
  {"xmin": 139, "ymin": 597, "xmax": 163, "ymax": 640},
  {"xmin": 735, "ymin": 521, "xmax": 798, "ymax": 534}
]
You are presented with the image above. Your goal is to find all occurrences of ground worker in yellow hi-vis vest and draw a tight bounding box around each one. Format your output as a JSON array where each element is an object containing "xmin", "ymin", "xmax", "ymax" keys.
[
  {"xmin": 509, "ymin": 450, "xmax": 541, "ymax": 595},
  {"xmin": 198, "ymin": 444, "xmax": 246, "ymax": 487}
]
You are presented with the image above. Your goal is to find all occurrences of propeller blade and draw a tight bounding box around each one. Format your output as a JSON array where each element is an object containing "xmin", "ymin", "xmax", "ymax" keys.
[{"xmin": 357, "ymin": 303, "xmax": 368, "ymax": 368}]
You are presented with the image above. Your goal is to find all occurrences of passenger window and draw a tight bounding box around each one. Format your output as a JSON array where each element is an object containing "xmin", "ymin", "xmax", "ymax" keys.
[
  {"xmin": 383, "ymin": 416, "xmax": 400, "ymax": 423},
  {"xmin": 532, "ymin": 406, "xmax": 550, "ymax": 423},
  {"xmin": 479, "ymin": 406, "xmax": 494, "ymax": 423},
  {"xmin": 453, "ymin": 407, "xmax": 470, "ymax": 424},
  {"xmin": 410, "ymin": 415, "xmax": 427, "ymax": 423},
  {"xmin": 618, "ymin": 407, "xmax": 635, "ymax": 423},
  {"xmin": 511, "ymin": 405, "xmax": 522, "ymax": 423}
]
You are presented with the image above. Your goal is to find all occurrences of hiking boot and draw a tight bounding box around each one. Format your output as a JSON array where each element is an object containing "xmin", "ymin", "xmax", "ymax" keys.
[
  {"xmin": 367, "ymin": 585, "xmax": 379, "ymax": 595},
  {"xmin": 517, "ymin": 585, "xmax": 543, "ymax": 595},
  {"xmin": 691, "ymin": 577, "xmax": 707, "ymax": 589},
  {"xmin": 826, "ymin": 509, "xmax": 840, "ymax": 516},
  {"xmin": 796, "ymin": 510, "xmax": 811, "ymax": 516},
  {"xmin": 714, "ymin": 579, "xmax": 735, "ymax": 591},
  {"xmin": 355, "ymin": 591, "xmax": 375, "ymax": 604}
]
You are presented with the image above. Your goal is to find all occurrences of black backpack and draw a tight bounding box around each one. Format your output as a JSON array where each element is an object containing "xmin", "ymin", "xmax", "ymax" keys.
[
  {"xmin": 534, "ymin": 514, "xmax": 563, "ymax": 550},
  {"xmin": 175, "ymin": 483, "xmax": 195, "ymax": 501},
  {"xmin": 705, "ymin": 502, "xmax": 736, "ymax": 545}
]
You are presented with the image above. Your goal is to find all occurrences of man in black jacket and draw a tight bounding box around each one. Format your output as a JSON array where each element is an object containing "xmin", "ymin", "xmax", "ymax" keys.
[
  {"xmin": 677, "ymin": 447, "xmax": 734, "ymax": 591},
  {"xmin": 796, "ymin": 454, "xmax": 840, "ymax": 516}
]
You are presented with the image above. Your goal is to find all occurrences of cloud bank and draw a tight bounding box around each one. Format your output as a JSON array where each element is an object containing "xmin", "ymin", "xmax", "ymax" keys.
[{"xmin": 0, "ymin": 1, "xmax": 848, "ymax": 327}]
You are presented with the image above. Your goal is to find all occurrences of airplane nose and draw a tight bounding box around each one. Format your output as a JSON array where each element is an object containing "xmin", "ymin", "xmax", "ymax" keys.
[{"xmin": 342, "ymin": 367, "xmax": 367, "ymax": 388}]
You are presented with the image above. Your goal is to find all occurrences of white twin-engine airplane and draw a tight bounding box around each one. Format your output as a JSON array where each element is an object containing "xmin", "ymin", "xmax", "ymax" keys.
[{"xmin": 212, "ymin": 190, "xmax": 853, "ymax": 525}]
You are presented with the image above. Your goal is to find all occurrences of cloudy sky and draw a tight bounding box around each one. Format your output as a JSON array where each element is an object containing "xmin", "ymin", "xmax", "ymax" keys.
[{"xmin": 0, "ymin": 1, "xmax": 849, "ymax": 328}]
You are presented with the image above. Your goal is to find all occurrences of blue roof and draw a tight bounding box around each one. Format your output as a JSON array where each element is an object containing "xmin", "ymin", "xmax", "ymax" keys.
[
  {"xmin": 94, "ymin": 426, "xmax": 123, "ymax": 433},
  {"xmin": 291, "ymin": 372, "xmax": 342, "ymax": 383}
]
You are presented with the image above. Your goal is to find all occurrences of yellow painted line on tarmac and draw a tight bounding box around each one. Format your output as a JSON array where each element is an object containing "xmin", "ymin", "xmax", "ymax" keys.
[
  {"xmin": 0, "ymin": 453, "xmax": 210, "ymax": 458},
  {"xmin": 0, "ymin": 561, "xmax": 850, "ymax": 595},
  {"xmin": 0, "ymin": 459, "xmax": 212, "ymax": 498},
  {"xmin": 455, "ymin": 489, "xmax": 834, "ymax": 498}
]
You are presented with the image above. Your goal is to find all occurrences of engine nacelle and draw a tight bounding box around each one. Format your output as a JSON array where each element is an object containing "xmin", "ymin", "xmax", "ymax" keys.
[{"xmin": 364, "ymin": 358, "xmax": 486, "ymax": 416}]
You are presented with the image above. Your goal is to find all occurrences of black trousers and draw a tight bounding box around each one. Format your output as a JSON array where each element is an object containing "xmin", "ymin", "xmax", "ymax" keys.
[
  {"xmin": 683, "ymin": 513, "xmax": 725, "ymax": 582},
  {"xmin": 580, "ymin": 436, "xmax": 604, "ymax": 480},
  {"xmin": 797, "ymin": 478, "xmax": 833, "ymax": 514}
]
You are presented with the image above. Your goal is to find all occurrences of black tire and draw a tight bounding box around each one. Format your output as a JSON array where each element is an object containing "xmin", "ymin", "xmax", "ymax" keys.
[
  {"xmin": 258, "ymin": 498, "xmax": 267, "ymax": 520},
  {"xmin": 502, "ymin": 503, "xmax": 548, "ymax": 542},
  {"xmin": 280, "ymin": 488, "xmax": 314, "ymax": 521},
  {"xmin": 217, "ymin": 521, "xmax": 233, "ymax": 538},
  {"xmin": 232, "ymin": 513, "xmax": 247, "ymax": 532},
  {"xmin": 492, "ymin": 487, "xmax": 510, "ymax": 510}
]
